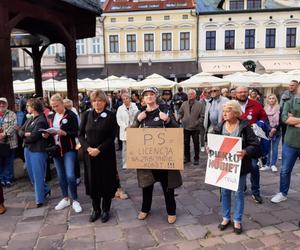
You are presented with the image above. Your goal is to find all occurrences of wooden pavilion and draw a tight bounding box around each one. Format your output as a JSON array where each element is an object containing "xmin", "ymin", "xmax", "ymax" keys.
[{"xmin": 0, "ymin": 0, "xmax": 101, "ymax": 108}]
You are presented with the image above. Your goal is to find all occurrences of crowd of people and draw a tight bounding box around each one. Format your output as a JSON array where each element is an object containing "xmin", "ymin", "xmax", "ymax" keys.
[{"xmin": 0, "ymin": 79, "xmax": 299, "ymax": 235}]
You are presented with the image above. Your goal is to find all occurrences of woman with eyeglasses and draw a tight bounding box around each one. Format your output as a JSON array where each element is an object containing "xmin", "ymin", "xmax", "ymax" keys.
[
  {"xmin": 132, "ymin": 87, "xmax": 182, "ymax": 224},
  {"xmin": 79, "ymin": 90, "xmax": 118, "ymax": 223},
  {"xmin": 19, "ymin": 98, "xmax": 51, "ymax": 207}
]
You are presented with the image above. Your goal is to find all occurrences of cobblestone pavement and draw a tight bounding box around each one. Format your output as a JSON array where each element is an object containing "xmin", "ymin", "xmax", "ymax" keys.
[{"xmin": 1, "ymin": 149, "xmax": 300, "ymax": 250}]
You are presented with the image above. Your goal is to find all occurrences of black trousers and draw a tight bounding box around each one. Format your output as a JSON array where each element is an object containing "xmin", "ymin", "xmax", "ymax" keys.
[
  {"xmin": 92, "ymin": 197, "xmax": 112, "ymax": 212},
  {"xmin": 184, "ymin": 129, "xmax": 200, "ymax": 161},
  {"xmin": 141, "ymin": 171, "xmax": 176, "ymax": 215},
  {"xmin": 0, "ymin": 185, "xmax": 3, "ymax": 204}
]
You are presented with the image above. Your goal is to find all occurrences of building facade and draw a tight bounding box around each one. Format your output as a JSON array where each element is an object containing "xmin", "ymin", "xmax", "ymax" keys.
[
  {"xmin": 13, "ymin": 17, "xmax": 105, "ymax": 80},
  {"xmin": 102, "ymin": 0, "xmax": 197, "ymax": 81},
  {"xmin": 197, "ymin": 0, "xmax": 300, "ymax": 74}
]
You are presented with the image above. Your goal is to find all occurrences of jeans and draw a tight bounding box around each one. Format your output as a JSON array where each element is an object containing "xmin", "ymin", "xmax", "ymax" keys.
[
  {"xmin": 54, "ymin": 151, "xmax": 78, "ymax": 200},
  {"xmin": 184, "ymin": 129, "xmax": 200, "ymax": 161},
  {"xmin": 266, "ymin": 134, "xmax": 281, "ymax": 166},
  {"xmin": 221, "ymin": 175, "xmax": 247, "ymax": 223},
  {"xmin": 250, "ymin": 158, "xmax": 260, "ymax": 196},
  {"xmin": 280, "ymin": 143, "xmax": 300, "ymax": 196},
  {"xmin": 24, "ymin": 148, "xmax": 50, "ymax": 204},
  {"xmin": 0, "ymin": 149, "xmax": 15, "ymax": 182}
]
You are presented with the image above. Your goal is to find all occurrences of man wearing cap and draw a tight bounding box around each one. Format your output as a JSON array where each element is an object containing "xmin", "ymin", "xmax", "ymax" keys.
[
  {"xmin": 159, "ymin": 90, "xmax": 174, "ymax": 114},
  {"xmin": 178, "ymin": 89, "xmax": 205, "ymax": 165},
  {"xmin": 0, "ymin": 97, "xmax": 17, "ymax": 187}
]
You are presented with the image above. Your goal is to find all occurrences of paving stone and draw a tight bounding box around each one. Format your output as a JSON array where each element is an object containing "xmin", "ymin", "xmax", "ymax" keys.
[
  {"xmin": 0, "ymin": 231, "xmax": 12, "ymax": 246},
  {"xmin": 259, "ymin": 234, "xmax": 282, "ymax": 247},
  {"xmin": 116, "ymin": 207, "xmax": 137, "ymax": 222},
  {"xmin": 14, "ymin": 221, "xmax": 43, "ymax": 234},
  {"xmin": 275, "ymin": 221, "xmax": 299, "ymax": 232},
  {"xmin": 23, "ymin": 207, "xmax": 46, "ymax": 218},
  {"xmin": 242, "ymin": 239, "xmax": 265, "ymax": 249},
  {"xmin": 154, "ymin": 227, "xmax": 183, "ymax": 244},
  {"xmin": 40, "ymin": 224, "xmax": 68, "ymax": 237},
  {"xmin": 174, "ymin": 214, "xmax": 199, "ymax": 226},
  {"xmin": 222, "ymin": 233, "xmax": 248, "ymax": 243},
  {"xmin": 245, "ymin": 229, "xmax": 263, "ymax": 238},
  {"xmin": 66, "ymin": 226, "xmax": 94, "ymax": 240},
  {"xmin": 205, "ymin": 223, "xmax": 225, "ymax": 237},
  {"xmin": 260, "ymin": 226, "xmax": 281, "ymax": 235},
  {"xmin": 271, "ymin": 209, "xmax": 300, "ymax": 221},
  {"xmin": 35, "ymin": 234, "xmax": 64, "ymax": 250},
  {"xmin": 199, "ymin": 237, "xmax": 225, "ymax": 247},
  {"xmin": 176, "ymin": 240, "xmax": 200, "ymax": 250},
  {"xmin": 197, "ymin": 213, "xmax": 220, "ymax": 225},
  {"xmin": 177, "ymin": 224, "xmax": 208, "ymax": 240},
  {"xmin": 97, "ymin": 240, "xmax": 128, "ymax": 250},
  {"xmin": 250, "ymin": 212, "xmax": 282, "ymax": 227},
  {"xmin": 95, "ymin": 225, "xmax": 122, "ymax": 242},
  {"xmin": 7, "ymin": 232, "xmax": 38, "ymax": 250},
  {"xmin": 68, "ymin": 214, "xmax": 91, "ymax": 228},
  {"xmin": 64, "ymin": 236, "xmax": 95, "ymax": 250},
  {"xmin": 125, "ymin": 226, "xmax": 157, "ymax": 250},
  {"xmin": 219, "ymin": 242, "xmax": 246, "ymax": 250},
  {"xmin": 279, "ymin": 231, "xmax": 299, "ymax": 241},
  {"xmin": 293, "ymin": 230, "xmax": 300, "ymax": 238}
]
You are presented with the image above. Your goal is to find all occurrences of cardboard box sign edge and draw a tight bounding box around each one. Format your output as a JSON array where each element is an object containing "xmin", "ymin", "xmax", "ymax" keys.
[{"xmin": 126, "ymin": 128, "xmax": 184, "ymax": 170}]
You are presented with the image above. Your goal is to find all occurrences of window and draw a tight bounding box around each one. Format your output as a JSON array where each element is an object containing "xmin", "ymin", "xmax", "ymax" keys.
[
  {"xmin": 127, "ymin": 34, "xmax": 136, "ymax": 52},
  {"xmin": 180, "ymin": 32, "xmax": 190, "ymax": 50},
  {"xmin": 109, "ymin": 35, "xmax": 119, "ymax": 53},
  {"xmin": 182, "ymin": 14, "xmax": 188, "ymax": 19},
  {"xmin": 92, "ymin": 38, "xmax": 101, "ymax": 54},
  {"xmin": 76, "ymin": 39, "xmax": 85, "ymax": 54},
  {"xmin": 245, "ymin": 29, "xmax": 255, "ymax": 49},
  {"xmin": 164, "ymin": 16, "xmax": 170, "ymax": 20},
  {"xmin": 110, "ymin": 18, "xmax": 116, "ymax": 23},
  {"xmin": 225, "ymin": 30, "xmax": 235, "ymax": 50},
  {"xmin": 128, "ymin": 17, "xmax": 134, "ymax": 22},
  {"xmin": 144, "ymin": 33, "xmax": 154, "ymax": 52},
  {"xmin": 206, "ymin": 31, "xmax": 216, "ymax": 50},
  {"xmin": 286, "ymin": 28, "xmax": 297, "ymax": 48},
  {"xmin": 47, "ymin": 44, "xmax": 56, "ymax": 55},
  {"xmin": 146, "ymin": 16, "xmax": 152, "ymax": 21},
  {"xmin": 247, "ymin": 0, "xmax": 261, "ymax": 9},
  {"xmin": 229, "ymin": 0, "xmax": 244, "ymax": 10},
  {"xmin": 265, "ymin": 28, "xmax": 276, "ymax": 48},
  {"xmin": 162, "ymin": 33, "xmax": 172, "ymax": 51}
]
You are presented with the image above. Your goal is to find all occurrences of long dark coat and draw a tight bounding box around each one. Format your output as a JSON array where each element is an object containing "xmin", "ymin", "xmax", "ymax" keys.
[{"xmin": 79, "ymin": 109, "xmax": 118, "ymax": 199}]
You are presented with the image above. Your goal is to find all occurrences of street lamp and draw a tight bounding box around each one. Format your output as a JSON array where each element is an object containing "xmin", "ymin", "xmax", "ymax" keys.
[{"xmin": 138, "ymin": 58, "xmax": 152, "ymax": 81}]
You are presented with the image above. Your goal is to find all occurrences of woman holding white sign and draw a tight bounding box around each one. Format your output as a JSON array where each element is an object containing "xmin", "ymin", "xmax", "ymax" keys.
[
  {"xmin": 132, "ymin": 87, "xmax": 182, "ymax": 224},
  {"xmin": 212, "ymin": 100, "xmax": 260, "ymax": 234}
]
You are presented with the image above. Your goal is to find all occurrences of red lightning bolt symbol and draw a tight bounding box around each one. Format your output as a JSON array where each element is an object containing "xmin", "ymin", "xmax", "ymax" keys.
[{"xmin": 211, "ymin": 137, "xmax": 240, "ymax": 184}]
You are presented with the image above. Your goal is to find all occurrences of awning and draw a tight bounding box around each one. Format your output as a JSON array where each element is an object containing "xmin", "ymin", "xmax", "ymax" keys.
[
  {"xmin": 259, "ymin": 60, "xmax": 300, "ymax": 72},
  {"xmin": 200, "ymin": 62, "xmax": 246, "ymax": 74}
]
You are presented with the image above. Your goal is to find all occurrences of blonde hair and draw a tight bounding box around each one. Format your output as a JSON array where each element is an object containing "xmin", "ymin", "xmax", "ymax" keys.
[
  {"xmin": 50, "ymin": 94, "xmax": 63, "ymax": 103},
  {"xmin": 223, "ymin": 100, "xmax": 243, "ymax": 117},
  {"xmin": 265, "ymin": 94, "xmax": 279, "ymax": 110},
  {"xmin": 63, "ymin": 98, "xmax": 73, "ymax": 109},
  {"xmin": 90, "ymin": 90, "xmax": 109, "ymax": 106}
]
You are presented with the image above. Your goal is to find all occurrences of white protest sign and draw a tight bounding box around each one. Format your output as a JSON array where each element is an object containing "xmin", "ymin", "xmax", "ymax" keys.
[{"xmin": 205, "ymin": 134, "xmax": 242, "ymax": 191}]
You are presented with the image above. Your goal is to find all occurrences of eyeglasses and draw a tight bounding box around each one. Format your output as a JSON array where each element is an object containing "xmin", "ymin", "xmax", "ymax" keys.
[{"xmin": 211, "ymin": 90, "xmax": 219, "ymax": 93}]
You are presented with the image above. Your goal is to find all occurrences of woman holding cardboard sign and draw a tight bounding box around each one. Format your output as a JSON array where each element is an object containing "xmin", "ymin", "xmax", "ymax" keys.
[
  {"xmin": 212, "ymin": 100, "xmax": 260, "ymax": 234},
  {"xmin": 132, "ymin": 87, "xmax": 182, "ymax": 224}
]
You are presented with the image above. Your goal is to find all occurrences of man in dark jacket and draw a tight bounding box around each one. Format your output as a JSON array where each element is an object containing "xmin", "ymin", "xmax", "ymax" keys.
[{"xmin": 235, "ymin": 86, "xmax": 268, "ymax": 204}]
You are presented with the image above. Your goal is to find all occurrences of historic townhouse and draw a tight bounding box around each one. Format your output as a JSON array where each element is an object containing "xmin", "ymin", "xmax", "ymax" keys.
[{"xmin": 197, "ymin": 0, "xmax": 300, "ymax": 75}]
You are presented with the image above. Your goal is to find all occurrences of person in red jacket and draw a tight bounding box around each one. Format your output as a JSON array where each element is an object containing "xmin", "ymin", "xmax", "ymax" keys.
[{"xmin": 235, "ymin": 86, "xmax": 268, "ymax": 204}]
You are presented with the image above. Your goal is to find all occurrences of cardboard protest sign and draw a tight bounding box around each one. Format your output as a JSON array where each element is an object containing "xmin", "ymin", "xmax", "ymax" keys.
[
  {"xmin": 205, "ymin": 134, "xmax": 242, "ymax": 191},
  {"xmin": 126, "ymin": 128, "xmax": 184, "ymax": 170}
]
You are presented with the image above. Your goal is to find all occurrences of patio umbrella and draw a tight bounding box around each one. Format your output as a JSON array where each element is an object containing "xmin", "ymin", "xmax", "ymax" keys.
[
  {"xmin": 223, "ymin": 71, "xmax": 260, "ymax": 87},
  {"xmin": 179, "ymin": 72, "xmax": 230, "ymax": 88},
  {"xmin": 134, "ymin": 73, "xmax": 176, "ymax": 89},
  {"xmin": 254, "ymin": 71, "xmax": 286, "ymax": 87},
  {"xmin": 13, "ymin": 79, "xmax": 35, "ymax": 94}
]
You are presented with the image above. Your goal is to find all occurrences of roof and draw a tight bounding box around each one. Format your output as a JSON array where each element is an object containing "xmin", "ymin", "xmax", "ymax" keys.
[
  {"xmin": 103, "ymin": 0, "xmax": 195, "ymax": 13},
  {"xmin": 196, "ymin": 0, "xmax": 296, "ymax": 14},
  {"xmin": 61, "ymin": 0, "xmax": 102, "ymax": 14}
]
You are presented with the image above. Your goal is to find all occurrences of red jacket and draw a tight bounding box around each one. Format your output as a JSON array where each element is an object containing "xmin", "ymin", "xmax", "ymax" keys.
[{"xmin": 240, "ymin": 99, "xmax": 268, "ymax": 125}]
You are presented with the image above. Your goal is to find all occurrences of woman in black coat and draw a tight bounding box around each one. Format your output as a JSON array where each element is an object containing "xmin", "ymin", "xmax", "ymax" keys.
[
  {"xmin": 212, "ymin": 100, "xmax": 261, "ymax": 235},
  {"xmin": 79, "ymin": 90, "xmax": 118, "ymax": 223}
]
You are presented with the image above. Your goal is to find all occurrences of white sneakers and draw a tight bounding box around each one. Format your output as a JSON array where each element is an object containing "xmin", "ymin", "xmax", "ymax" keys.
[
  {"xmin": 55, "ymin": 199, "xmax": 82, "ymax": 213},
  {"xmin": 260, "ymin": 165, "xmax": 278, "ymax": 172},
  {"xmin": 271, "ymin": 192, "xmax": 287, "ymax": 203},
  {"xmin": 72, "ymin": 200, "xmax": 82, "ymax": 213}
]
